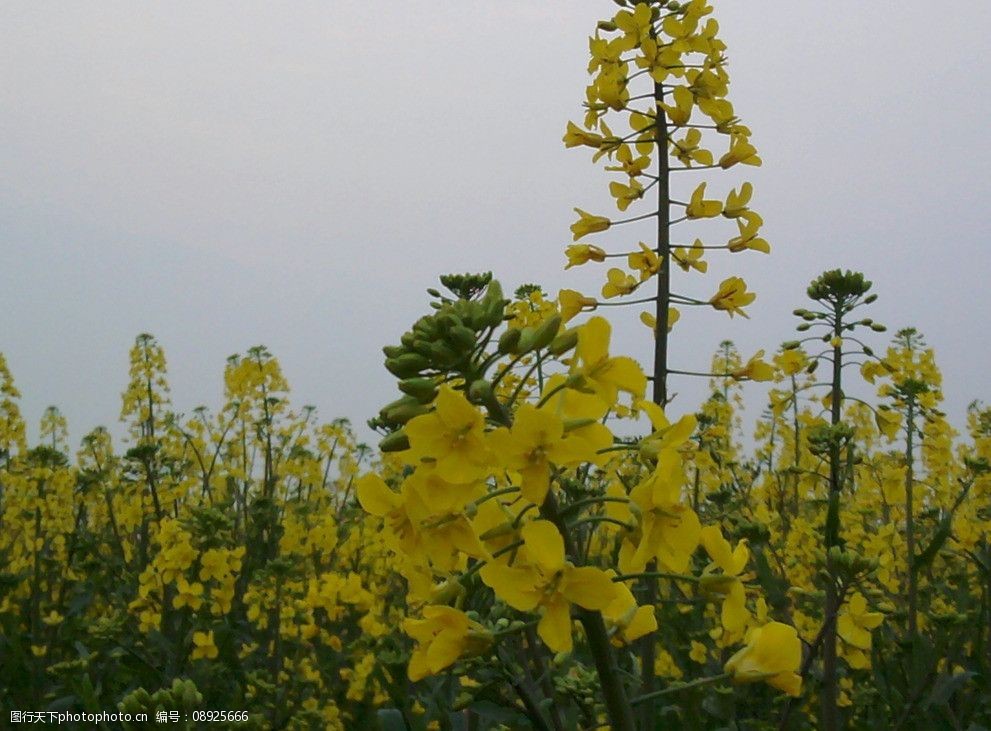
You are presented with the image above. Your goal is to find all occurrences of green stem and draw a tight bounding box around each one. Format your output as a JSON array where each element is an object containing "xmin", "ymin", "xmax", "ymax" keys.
[
  {"xmin": 632, "ymin": 672, "xmax": 731, "ymax": 705},
  {"xmin": 613, "ymin": 571, "xmax": 699, "ymax": 584}
]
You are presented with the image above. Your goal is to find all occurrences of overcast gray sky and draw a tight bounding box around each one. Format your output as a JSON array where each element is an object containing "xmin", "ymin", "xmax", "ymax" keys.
[{"xmin": 2, "ymin": 1, "xmax": 989, "ymax": 449}]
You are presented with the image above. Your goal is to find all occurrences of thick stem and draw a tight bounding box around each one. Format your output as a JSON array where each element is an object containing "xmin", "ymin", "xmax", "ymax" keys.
[
  {"xmin": 905, "ymin": 397, "xmax": 918, "ymax": 637},
  {"xmin": 641, "ymin": 74, "xmax": 672, "ymax": 731},
  {"xmin": 820, "ymin": 309, "xmax": 844, "ymax": 731},
  {"xmin": 541, "ymin": 493, "xmax": 636, "ymax": 731}
]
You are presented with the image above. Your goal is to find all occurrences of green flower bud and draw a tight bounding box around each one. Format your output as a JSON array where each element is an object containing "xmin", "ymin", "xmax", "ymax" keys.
[
  {"xmin": 468, "ymin": 379, "xmax": 493, "ymax": 404},
  {"xmin": 379, "ymin": 430, "xmax": 410, "ymax": 452},
  {"xmin": 549, "ymin": 328, "xmax": 579, "ymax": 356},
  {"xmin": 498, "ymin": 328, "xmax": 522, "ymax": 354},
  {"xmin": 385, "ymin": 353, "xmax": 429, "ymax": 378},
  {"xmin": 398, "ymin": 377, "xmax": 439, "ymax": 403},
  {"xmin": 531, "ymin": 314, "xmax": 562, "ymax": 351}
]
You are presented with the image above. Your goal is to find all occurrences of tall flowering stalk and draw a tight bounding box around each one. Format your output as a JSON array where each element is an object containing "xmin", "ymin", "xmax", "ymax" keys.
[{"xmin": 562, "ymin": 0, "xmax": 770, "ymax": 717}]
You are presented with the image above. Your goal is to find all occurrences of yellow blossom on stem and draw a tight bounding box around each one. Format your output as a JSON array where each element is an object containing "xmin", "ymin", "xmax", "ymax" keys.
[
  {"xmin": 838, "ymin": 593, "xmax": 884, "ymax": 669},
  {"xmin": 622, "ymin": 445, "xmax": 701, "ymax": 573},
  {"xmin": 773, "ymin": 349, "xmax": 806, "ymax": 376},
  {"xmin": 602, "ymin": 575, "xmax": 657, "ymax": 646},
  {"xmin": 602, "ymin": 268, "xmax": 638, "ymax": 299},
  {"xmin": 671, "ymin": 128, "xmax": 714, "ymax": 167},
  {"xmin": 480, "ymin": 520, "xmax": 617, "ymax": 653},
  {"xmin": 719, "ymin": 134, "xmax": 761, "ymax": 169},
  {"xmin": 563, "ymin": 121, "xmax": 603, "ymax": 150},
  {"xmin": 673, "ymin": 239, "xmax": 707, "ymax": 273},
  {"xmin": 640, "ymin": 308, "xmax": 680, "ymax": 336},
  {"xmin": 628, "ymin": 242, "xmax": 660, "ymax": 281},
  {"xmin": 404, "ymin": 606, "xmax": 492, "ymax": 682},
  {"xmin": 661, "ymin": 86, "xmax": 695, "ymax": 126},
  {"xmin": 723, "ymin": 182, "xmax": 754, "ymax": 218},
  {"xmin": 173, "ymin": 577, "xmax": 204, "ymax": 611},
  {"xmin": 731, "ymin": 351, "xmax": 774, "ymax": 382},
  {"xmin": 609, "ymin": 178, "xmax": 645, "ymax": 211},
  {"xmin": 709, "ymin": 277, "xmax": 756, "ymax": 318},
  {"xmin": 565, "ymin": 244, "xmax": 607, "ymax": 269},
  {"xmin": 570, "ymin": 317, "xmax": 647, "ymax": 406},
  {"xmin": 605, "ymin": 144, "xmax": 651, "ymax": 177},
  {"xmin": 558, "ymin": 289, "xmax": 598, "ymax": 323},
  {"xmin": 488, "ymin": 403, "xmax": 598, "ymax": 505},
  {"xmin": 700, "ymin": 525, "xmax": 751, "ymax": 635},
  {"xmin": 570, "ymin": 209, "xmax": 612, "ymax": 241},
  {"xmin": 191, "ymin": 630, "xmax": 219, "ymax": 660},
  {"xmin": 724, "ymin": 622, "xmax": 802, "ymax": 696},
  {"xmin": 686, "ymin": 182, "xmax": 723, "ymax": 219},
  {"xmin": 727, "ymin": 213, "xmax": 770, "ymax": 254},
  {"xmin": 404, "ymin": 386, "xmax": 492, "ymax": 483}
]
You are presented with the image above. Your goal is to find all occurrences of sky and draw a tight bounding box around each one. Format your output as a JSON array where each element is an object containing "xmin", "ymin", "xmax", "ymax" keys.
[{"xmin": 2, "ymin": 1, "xmax": 990, "ymax": 452}]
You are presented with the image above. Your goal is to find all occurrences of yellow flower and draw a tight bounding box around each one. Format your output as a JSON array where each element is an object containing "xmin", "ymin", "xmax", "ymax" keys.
[
  {"xmin": 661, "ymin": 85, "xmax": 694, "ymax": 126},
  {"xmin": 570, "ymin": 208, "xmax": 612, "ymax": 241},
  {"xmin": 562, "ymin": 121, "xmax": 603, "ymax": 150},
  {"xmin": 570, "ymin": 317, "xmax": 647, "ymax": 406},
  {"xmin": 685, "ymin": 182, "xmax": 723, "ymax": 219},
  {"xmin": 565, "ymin": 244, "xmax": 607, "ymax": 269},
  {"xmin": 403, "ymin": 606, "xmax": 492, "ymax": 681},
  {"xmin": 199, "ymin": 549, "xmax": 231, "ymax": 583},
  {"xmin": 602, "ymin": 577, "xmax": 657, "ymax": 646},
  {"xmin": 191, "ymin": 630, "xmax": 219, "ymax": 660},
  {"xmin": 719, "ymin": 134, "xmax": 761, "ymax": 169},
  {"xmin": 673, "ymin": 239, "xmax": 707, "ymax": 273},
  {"xmin": 838, "ymin": 593, "xmax": 884, "ymax": 653},
  {"xmin": 774, "ymin": 349, "xmax": 806, "ymax": 376},
  {"xmin": 709, "ymin": 277, "xmax": 756, "ymax": 318},
  {"xmin": 723, "ymin": 182, "xmax": 754, "ymax": 218},
  {"xmin": 601, "ymin": 268, "xmax": 638, "ymax": 299},
  {"xmin": 480, "ymin": 520, "xmax": 617, "ymax": 652},
  {"xmin": 724, "ymin": 622, "xmax": 802, "ymax": 697},
  {"xmin": 604, "ymin": 144, "xmax": 651, "ymax": 177},
  {"xmin": 690, "ymin": 640, "xmax": 708, "ymax": 664},
  {"xmin": 730, "ymin": 351, "xmax": 774, "ymax": 382},
  {"xmin": 700, "ymin": 525, "xmax": 750, "ymax": 635},
  {"xmin": 173, "ymin": 577, "xmax": 204, "ymax": 611},
  {"xmin": 558, "ymin": 289, "xmax": 598, "ymax": 323},
  {"xmin": 488, "ymin": 403, "xmax": 599, "ymax": 505},
  {"xmin": 874, "ymin": 408, "xmax": 901, "ymax": 441},
  {"xmin": 609, "ymin": 178, "xmax": 645, "ymax": 211},
  {"xmin": 727, "ymin": 213, "xmax": 770, "ymax": 254},
  {"xmin": 640, "ymin": 308, "xmax": 680, "ymax": 336},
  {"xmin": 357, "ymin": 470, "xmax": 487, "ymax": 572},
  {"xmin": 627, "ymin": 242, "xmax": 660, "ymax": 281},
  {"xmin": 671, "ymin": 128, "xmax": 713, "ymax": 167},
  {"xmin": 405, "ymin": 386, "xmax": 492, "ymax": 483},
  {"xmin": 623, "ymin": 455, "xmax": 701, "ymax": 574},
  {"xmin": 613, "ymin": 2, "xmax": 653, "ymax": 45}
]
